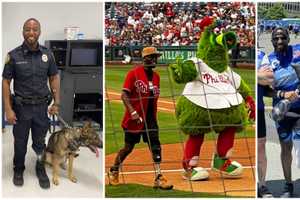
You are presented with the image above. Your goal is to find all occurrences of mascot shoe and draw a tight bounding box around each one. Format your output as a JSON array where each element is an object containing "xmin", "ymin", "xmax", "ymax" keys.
[
  {"xmin": 211, "ymin": 154, "xmax": 243, "ymax": 177},
  {"xmin": 182, "ymin": 167, "xmax": 209, "ymax": 181}
]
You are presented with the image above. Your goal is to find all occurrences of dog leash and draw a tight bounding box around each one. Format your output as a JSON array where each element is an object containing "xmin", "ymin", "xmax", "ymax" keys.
[
  {"xmin": 55, "ymin": 113, "xmax": 72, "ymax": 129},
  {"xmin": 56, "ymin": 114, "xmax": 86, "ymax": 149}
]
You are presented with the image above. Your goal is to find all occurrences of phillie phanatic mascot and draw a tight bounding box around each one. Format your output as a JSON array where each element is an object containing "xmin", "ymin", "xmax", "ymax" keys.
[{"xmin": 169, "ymin": 17, "xmax": 255, "ymax": 180}]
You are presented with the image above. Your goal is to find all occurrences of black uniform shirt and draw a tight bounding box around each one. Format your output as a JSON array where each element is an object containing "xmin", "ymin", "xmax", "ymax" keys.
[{"xmin": 2, "ymin": 42, "xmax": 58, "ymax": 98}]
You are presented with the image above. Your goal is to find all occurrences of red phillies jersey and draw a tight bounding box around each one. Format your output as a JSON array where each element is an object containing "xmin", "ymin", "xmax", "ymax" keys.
[{"xmin": 121, "ymin": 65, "xmax": 160, "ymax": 132}]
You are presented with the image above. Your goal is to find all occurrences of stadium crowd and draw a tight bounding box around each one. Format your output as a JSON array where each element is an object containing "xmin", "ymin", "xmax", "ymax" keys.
[{"xmin": 105, "ymin": 2, "xmax": 255, "ymax": 47}]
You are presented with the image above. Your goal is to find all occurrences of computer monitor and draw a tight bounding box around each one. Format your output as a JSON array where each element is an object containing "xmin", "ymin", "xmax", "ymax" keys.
[{"xmin": 70, "ymin": 48, "xmax": 99, "ymax": 66}]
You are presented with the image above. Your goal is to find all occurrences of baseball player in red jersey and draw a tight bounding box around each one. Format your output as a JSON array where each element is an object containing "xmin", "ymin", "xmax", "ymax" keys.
[{"xmin": 108, "ymin": 47, "xmax": 173, "ymax": 190}]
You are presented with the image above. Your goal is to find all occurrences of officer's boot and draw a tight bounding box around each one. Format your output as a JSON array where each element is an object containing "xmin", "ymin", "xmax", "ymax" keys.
[
  {"xmin": 13, "ymin": 170, "xmax": 24, "ymax": 186},
  {"xmin": 36, "ymin": 160, "xmax": 50, "ymax": 189}
]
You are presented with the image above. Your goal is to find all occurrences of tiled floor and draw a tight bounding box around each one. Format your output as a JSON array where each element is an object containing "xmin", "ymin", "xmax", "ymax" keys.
[{"xmin": 2, "ymin": 125, "xmax": 103, "ymax": 198}]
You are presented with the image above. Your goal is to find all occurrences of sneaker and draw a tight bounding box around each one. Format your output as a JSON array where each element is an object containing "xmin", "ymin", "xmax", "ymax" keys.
[
  {"xmin": 13, "ymin": 171, "xmax": 24, "ymax": 186},
  {"xmin": 153, "ymin": 174, "xmax": 173, "ymax": 190},
  {"xmin": 211, "ymin": 154, "xmax": 243, "ymax": 177},
  {"xmin": 108, "ymin": 170, "xmax": 119, "ymax": 185},
  {"xmin": 182, "ymin": 167, "xmax": 209, "ymax": 181},
  {"xmin": 35, "ymin": 160, "xmax": 50, "ymax": 189},
  {"xmin": 280, "ymin": 182, "xmax": 293, "ymax": 198},
  {"xmin": 258, "ymin": 185, "xmax": 273, "ymax": 198}
]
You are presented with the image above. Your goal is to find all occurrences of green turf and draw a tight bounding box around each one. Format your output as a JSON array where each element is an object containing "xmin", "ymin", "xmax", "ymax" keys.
[
  {"xmin": 106, "ymin": 101, "xmax": 254, "ymax": 155},
  {"xmin": 234, "ymin": 68, "xmax": 255, "ymax": 97},
  {"xmin": 106, "ymin": 184, "xmax": 233, "ymax": 198},
  {"xmin": 105, "ymin": 65, "xmax": 255, "ymax": 98}
]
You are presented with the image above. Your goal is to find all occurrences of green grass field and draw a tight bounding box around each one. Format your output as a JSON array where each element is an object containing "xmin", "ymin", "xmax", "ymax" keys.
[
  {"xmin": 105, "ymin": 65, "xmax": 255, "ymax": 155},
  {"xmin": 106, "ymin": 184, "xmax": 230, "ymax": 198},
  {"xmin": 105, "ymin": 65, "xmax": 255, "ymax": 98}
]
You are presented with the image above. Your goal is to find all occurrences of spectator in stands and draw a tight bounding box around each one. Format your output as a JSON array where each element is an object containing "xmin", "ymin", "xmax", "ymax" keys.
[{"xmin": 105, "ymin": 2, "xmax": 255, "ymax": 47}]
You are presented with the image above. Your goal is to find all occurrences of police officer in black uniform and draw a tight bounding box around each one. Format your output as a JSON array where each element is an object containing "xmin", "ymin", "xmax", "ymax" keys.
[{"xmin": 2, "ymin": 18, "xmax": 60, "ymax": 189}]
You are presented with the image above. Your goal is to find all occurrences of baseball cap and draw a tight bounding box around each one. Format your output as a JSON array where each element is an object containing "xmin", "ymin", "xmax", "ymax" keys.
[{"xmin": 142, "ymin": 47, "xmax": 162, "ymax": 58}]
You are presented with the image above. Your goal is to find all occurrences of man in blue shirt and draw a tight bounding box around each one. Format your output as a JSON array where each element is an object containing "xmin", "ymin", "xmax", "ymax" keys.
[{"xmin": 268, "ymin": 27, "xmax": 300, "ymax": 197}]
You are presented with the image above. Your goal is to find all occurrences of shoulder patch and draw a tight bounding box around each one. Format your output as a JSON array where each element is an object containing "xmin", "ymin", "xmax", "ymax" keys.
[
  {"xmin": 5, "ymin": 54, "xmax": 10, "ymax": 64},
  {"xmin": 42, "ymin": 54, "xmax": 48, "ymax": 62}
]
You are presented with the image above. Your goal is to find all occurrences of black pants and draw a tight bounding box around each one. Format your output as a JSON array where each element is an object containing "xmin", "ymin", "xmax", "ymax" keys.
[
  {"xmin": 258, "ymin": 109, "xmax": 266, "ymax": 138},
  {"xmin": 12, "ymin": 103, "xmax": 49, "ymax": 172},
  {"xmin": 125, "ymin": 119, "xmax": 160, "ymax": 144},
  {"xmin": 125, "ymin": 120, "xmax": 161, "ymax": 162},
  {"xmin": 111, "ymin": 120, "xmax": 161, "ymax": 171}
]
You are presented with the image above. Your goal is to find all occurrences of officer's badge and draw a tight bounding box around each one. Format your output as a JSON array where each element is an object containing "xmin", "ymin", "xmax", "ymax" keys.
[
  {"xmin": 5, "ymin": 54, "xmax": 10, "ymax": 64},
  {"xmin": 42, "ymin": 54, "xmax": 48, "ymax": 62}
]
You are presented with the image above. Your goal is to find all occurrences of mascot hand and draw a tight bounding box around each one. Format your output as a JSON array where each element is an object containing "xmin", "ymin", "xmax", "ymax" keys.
[
  {"xmin": 169, "ymin": 56, "xmax": 183, "ymax": 83},
  {"xmin": 171, "ymin": 56, "xmax": 183, "ymax": 75},
  {"xmin": 169, "ymin": 56, "xmax": 197, "ymax": 83},
  {"xmin": 245, "ymin": 96, "xmax": 255, "ymax": 120}
]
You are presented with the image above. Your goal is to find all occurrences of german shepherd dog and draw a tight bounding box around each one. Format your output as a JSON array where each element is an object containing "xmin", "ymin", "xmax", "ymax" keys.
[{"xmin": 45, "ymin": 122, "xmax": 102, "ymax": 185}]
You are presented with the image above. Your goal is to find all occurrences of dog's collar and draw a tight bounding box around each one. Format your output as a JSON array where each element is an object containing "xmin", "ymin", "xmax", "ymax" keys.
[
  {"xmin": 67, "ymin": 137, "xmax": 81, "ymax": 151},
  {"xmin": 78, "ymin": 137, "xmax": 88, "ymax": 147}
]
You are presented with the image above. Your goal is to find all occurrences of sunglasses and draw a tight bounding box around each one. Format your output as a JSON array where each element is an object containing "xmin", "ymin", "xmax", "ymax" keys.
[{"xmin": 144, "ymin": 54, "xmax": 159, "ymax": 59}]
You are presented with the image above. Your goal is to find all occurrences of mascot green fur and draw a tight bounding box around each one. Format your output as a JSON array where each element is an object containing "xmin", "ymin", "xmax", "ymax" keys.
[{"xmin": 169, "ymin": 17, "xmax": 255, "ymax": 181}]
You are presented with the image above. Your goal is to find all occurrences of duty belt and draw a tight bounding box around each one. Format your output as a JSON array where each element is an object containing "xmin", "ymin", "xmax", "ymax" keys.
[{"xmin": 14, "ymin": 95, "xmax": 48, "ymax": 105}]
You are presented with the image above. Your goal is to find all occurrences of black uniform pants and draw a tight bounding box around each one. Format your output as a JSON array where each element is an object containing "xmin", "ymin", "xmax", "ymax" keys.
[{"xmin": 12, "ymin": 103, "xmax": 49, "ymax": 172}]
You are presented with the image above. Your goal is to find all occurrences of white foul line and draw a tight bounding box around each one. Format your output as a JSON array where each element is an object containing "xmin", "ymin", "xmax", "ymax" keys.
[{"xmin": 106, "ymin": 166, "xmax": 255, "ymax": 175}]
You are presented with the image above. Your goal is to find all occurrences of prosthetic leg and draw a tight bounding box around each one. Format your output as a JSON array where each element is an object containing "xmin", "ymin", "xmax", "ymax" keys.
[
  {"xmin": 292, "ymin": 119, "xmax": 300, "ymax": 169},
  {"xmin": 211, "ymin": 127, "xmax": 243, "ymax": 177},
  {"xmin": 150, "ymin": 141, "xmax": 173, "ymax": 190}
]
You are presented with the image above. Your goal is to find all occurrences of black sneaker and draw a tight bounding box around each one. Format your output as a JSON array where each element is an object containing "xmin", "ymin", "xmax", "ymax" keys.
[
  {"xmin": 258, "ymin": 185, "xmax": 273, "ymax": 198},
  {"xmin": 35, "ymin": 161, "xmax": 50, "ymax": 189},
  {"xmin": 13, "ymin": 171, "xmax": 24, "ymax": 186},
  {"xmin": 280, "ymin": 182, "xmax": 293, "ymax": 198}
]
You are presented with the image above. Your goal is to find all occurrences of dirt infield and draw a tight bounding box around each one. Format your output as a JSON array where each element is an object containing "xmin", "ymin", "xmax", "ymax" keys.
[
  {"xmin": 105, "ymin": 138, "xmax": 255, "ymax": 197},
  {"xmin": 105, "ymin": 90, "xmax": 256, "ymax": 197},
  {"xmin": 106, "ymin": 90, "xmax": 176, "ymax": 113}
]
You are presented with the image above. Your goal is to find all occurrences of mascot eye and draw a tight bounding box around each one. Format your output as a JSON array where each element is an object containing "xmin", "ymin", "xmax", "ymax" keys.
[{"xmin": 226, "ymin": 38, "xmax": 234, "ymax": 45}]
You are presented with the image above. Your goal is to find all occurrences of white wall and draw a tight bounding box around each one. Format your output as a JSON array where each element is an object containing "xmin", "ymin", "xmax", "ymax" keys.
[{"xmin": 2, "ymin": 2, "xmax": 103, "ymax": 61}]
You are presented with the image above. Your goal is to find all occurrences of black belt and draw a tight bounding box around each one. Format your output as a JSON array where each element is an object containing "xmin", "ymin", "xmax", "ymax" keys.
[{"xmin": 14, "ymin": 95, "xmax": 48, "ymax": 105}]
